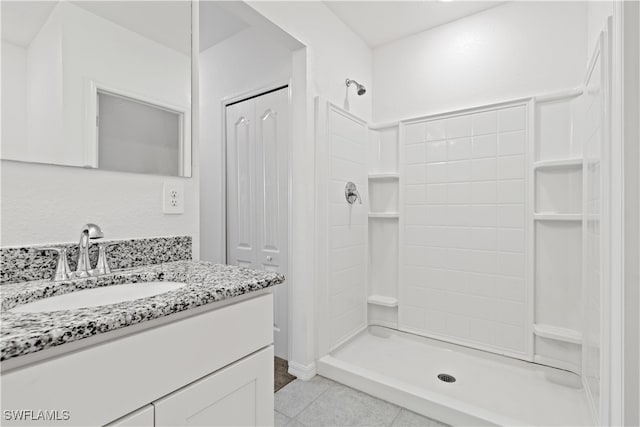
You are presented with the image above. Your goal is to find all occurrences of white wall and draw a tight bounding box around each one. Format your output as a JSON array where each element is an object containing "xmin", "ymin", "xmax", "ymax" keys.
[
  {"xmin": 0, "ymin": 42, "xmax": 28, "ymax": 160},
  {"xmin": 246, "ymin": 1, "xmax": 373, "ymax": 121},
  {"xmin": 199, "ymin": 26, "xmax": 292, "ymax": 263},
  {"xmin": 0, "ymin": 161, "xmax": 199, "ymax": 252},
  {"xmin": 372, "ymin": 2, "xmax": 587, "ymax": 123}
]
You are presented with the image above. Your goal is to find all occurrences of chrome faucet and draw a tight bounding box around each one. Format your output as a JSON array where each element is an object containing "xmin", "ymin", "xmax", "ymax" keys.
[
  {"xmin": 46, "ymin": 224, "xmax": 110, "ymax": 281},
  {"xmin": 75, "ymin": 223, "xmax": 104, "ymax": 278}
]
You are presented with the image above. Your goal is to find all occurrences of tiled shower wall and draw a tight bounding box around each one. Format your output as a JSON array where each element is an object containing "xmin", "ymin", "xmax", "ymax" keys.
[
  {"xmin": 400, "ymin": 104, "xmax": 530, "ymax": 357},
  {"xmin": 325, "ymin": 106, "xmax": 369, "ymax": 351}
]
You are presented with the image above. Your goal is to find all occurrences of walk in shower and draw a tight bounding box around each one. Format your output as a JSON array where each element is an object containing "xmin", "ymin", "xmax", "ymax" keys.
[{"xmin": 313, "ymin": 19, "xmax": 612, "ymax": 425}]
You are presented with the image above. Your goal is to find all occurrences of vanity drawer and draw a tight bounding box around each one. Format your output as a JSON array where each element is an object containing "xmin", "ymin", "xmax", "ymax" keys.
[{"xmin": 1, "ymin": 293, "xmax": 273, "ymax": 426}]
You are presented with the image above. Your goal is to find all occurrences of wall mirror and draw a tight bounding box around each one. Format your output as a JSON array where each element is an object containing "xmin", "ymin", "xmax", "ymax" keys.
[{"xmin": 1, "ymin": 1, "xmax": 192, "ymax": 177}]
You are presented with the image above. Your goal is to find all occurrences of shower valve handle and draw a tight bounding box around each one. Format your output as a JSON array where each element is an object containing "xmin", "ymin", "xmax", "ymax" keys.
[{"xmin": 345, "ymin": 182, "xmax": 362, "ymax": 205}]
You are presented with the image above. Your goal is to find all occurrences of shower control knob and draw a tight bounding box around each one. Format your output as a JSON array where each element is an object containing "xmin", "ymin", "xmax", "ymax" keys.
[{"xmin": 266, "ymin": 256, "xmax": 273, "ymax": 262}]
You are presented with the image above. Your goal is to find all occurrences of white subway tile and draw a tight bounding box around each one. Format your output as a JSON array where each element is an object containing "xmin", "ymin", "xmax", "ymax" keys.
[
  {"xmin": 498, "ymin": 155, "xmax": 525, "ymax": 179},
  {"xmin": 498, "ymin": 106, "xmax": 526, "ymax": 132},
  {"xmin": 472, "ymin": 181, "xmax": 497, "ymax": 204},
  {"xmin": 406, "ymin": 164, "xmax": 427, "ymax": 184},
  {"xmin": 406, "ymin": 206, "xmax": 429, "ymax": 225},
  {"xmin": 470, "ymin": 227, "xmax": 497, "ymax": 251},
  {"xmin": 471, "ymin": 158, "xmax": 497, "ymax": 181},
  {"xmin": 446, "ymin": 115, "xmax": 473, "ymax": 138},
  {"xmin": 494, "ymin": 323, "xmax": 525, "ymax": 352},
  {"xmin": 447, "ymin": 182, "xmax": 471, "ymax": 204},
  {"xmin": 447, "ymin": 205, "xmax": 471, "ymax": 226},
  {"xmin": 498, "ymin": 131, "xmax": 526, "ymax": 155},
  {"xmin": 472, "ymin": 110, "xmax": 498, "ymax": 135},
  {"xmin": 426, "ymin": 119, "xmax": 447, "ymax": 141},
  {"xmin": 426, "ymin": 162, "xmax": 447, "ymax": 183},
  {"xmin": 426, "ymin": 183, "xmax": 447, "ymax": 204},
  {"xmin": 426, "ymin": 205, "xmax": 448, "ymax": 226},
  {"xmin": 406, "ymin": 184, "xmax": 427, "ymax": 204},
  {"xmin": 497, "ymin": 180, "xmax": 525, "ymax": 203},
  {"xmin": 426, "ymin": 141, "xmax": 447, "ymax": 162},
  {"xmin": 470, "ymin": 205, "xmax": 497, "ymax": 227},
  {"xmin": 498, "ymin": 252, "xmax": 525, "ymax": 277},
  {"xmin": 497, "ymin": 228, "xmax": 525, "ymax": 252},
  {"xmin": 495, "ymin": 276, "xmax": 526, "ymax": 302},
  {"xmin": 405, "ymin": 143, "xmax": 426, "ymax": 164},
  {"xmin": 448, "ymin": 137, "xmax": 472, "ymax": 160},
  {"xmin": 468, "ymin": 250, "xmax": 498, "ymax": 275},
  {"xmin": 405, "ymin": 122, "xmax": 426, "ymax": 144},
  {"xmin": 472, "ymin": 134, "xmax": 497, "ymax": 158},
  {"xmin": 446, "ymin": 160, "xmax": 471, "ymax": 182},
  {"xmin": 402, "ymin": 306, "xmax": 426, "ymax": 330},
  {"xmin": 497, "ymin": 205, "xmax": 525, "ymax": 228}
]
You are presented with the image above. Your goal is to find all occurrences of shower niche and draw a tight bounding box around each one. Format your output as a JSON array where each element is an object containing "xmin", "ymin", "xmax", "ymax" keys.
[
  {"xmin": 367, "ymin": 124, "xmax": 400, "ymax": 328},
  {"xmin": 532, "ymin": 90, "xmax": 585, "ymax": 372}
]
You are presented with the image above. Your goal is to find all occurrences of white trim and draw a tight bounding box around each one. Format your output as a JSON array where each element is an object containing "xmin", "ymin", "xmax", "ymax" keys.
[
  {"xmin": 533, "ymin": 159, "xmax": 583, "ymax": 170},
  {"xmin": 607, "ymin": 7, "xmax": 626, "ymax": 425},
  {"xmin": 368, "ymin": 213, "xmax": 399, "ymax": 219},
  {"xmin": 85, "ymin": 80, "xmax": 191, "ymax": 176},
  {"xmin": 533, "ymin": 324, "xmax": 582, "ymax": 345},
  {"xmin": 368, "ymin": 173, "xmax": 399, "ymax": 180},
  {"xmin": 287, "ymin": 360, "xmax": 317, "ymax": 381},
  {"xmin": 367, "ymin": 295, "xmax": 398, "ymax": 308},
  {"xmin": 533, "ymin": 213, "xmax": 583, "ymax": 221}
]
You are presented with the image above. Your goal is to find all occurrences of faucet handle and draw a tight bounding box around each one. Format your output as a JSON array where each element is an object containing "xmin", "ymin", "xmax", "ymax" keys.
[
  {"xmin": 93, "ymin": 242, "xmax": 113, "ymax": 276},
  {"xmin": 43, "ymin": 247, "xmax": 72, "ymax": 281}
]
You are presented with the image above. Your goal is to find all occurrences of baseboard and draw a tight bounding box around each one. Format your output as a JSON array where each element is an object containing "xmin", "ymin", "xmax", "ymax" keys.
[{"xmin": 288, "ymin": 360, "xmax": 316, "ymax": 380}]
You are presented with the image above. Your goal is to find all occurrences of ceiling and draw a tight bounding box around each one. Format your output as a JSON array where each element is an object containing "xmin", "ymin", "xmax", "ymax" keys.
[
  {"xmin": 73, "ymin": 1, "xmax": 191, "ymax": 54},
  {"xmin": 324, "ymin": 1, "xmax": 506, "ymax": 48},
  {"xmin": 1, "ymin": 1, "xmax": 57, "ymax": 47},
  {"xmin": 1, "ymin": 1, "xmax": 191, "ymax": 54},
  {"xmin": 199, "ymin": 1, "xmax": 250, "ymax": 52}
]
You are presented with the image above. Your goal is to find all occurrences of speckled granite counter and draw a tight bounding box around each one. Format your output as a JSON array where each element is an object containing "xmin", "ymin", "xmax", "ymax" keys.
[{"xmin": 0, "ymin": 261, "xmax": 285, "ymax": 362}]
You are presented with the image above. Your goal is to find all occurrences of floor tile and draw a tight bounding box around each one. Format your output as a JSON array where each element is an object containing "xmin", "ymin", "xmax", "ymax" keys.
[
  {"xmin": 275, "ymin": 411, "xmax": 291, "ymax": 427},
  {"xmin": 275, "ymin": 376, "xmax": 336, "ymax": 418},
  {"xmin": 295, "ymin": 383, "xmax": 401, "ymax": 426},
  {"xmin": 391, "ymin": 409, "xmax": 448, "ymax": 427}
]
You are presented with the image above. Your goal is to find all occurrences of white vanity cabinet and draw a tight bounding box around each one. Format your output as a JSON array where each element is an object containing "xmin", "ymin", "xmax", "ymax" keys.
[
  {"xmin": 1, "ymin": 293, "xmax": 274, "ymax": 427},
  {"xmin": 153, "ymin": 346, "xmax": 273, "ymax": 426}
]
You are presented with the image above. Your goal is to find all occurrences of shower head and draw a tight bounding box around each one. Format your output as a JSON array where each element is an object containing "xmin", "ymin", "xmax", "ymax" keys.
[{"xmin": 346, "ymin": 78, "xmax": 366, "ymax": 96}]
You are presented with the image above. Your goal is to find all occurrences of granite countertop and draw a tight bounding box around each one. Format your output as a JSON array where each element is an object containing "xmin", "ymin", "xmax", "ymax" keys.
[{"xmin": 0, "ymin": 261, "xmax": 285, "ymax": 362}]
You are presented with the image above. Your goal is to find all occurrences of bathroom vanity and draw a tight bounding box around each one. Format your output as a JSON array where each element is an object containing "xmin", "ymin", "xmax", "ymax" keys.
[{"xmin": 0, "ymin": 248, "xmax": 284, "ymax": 427}]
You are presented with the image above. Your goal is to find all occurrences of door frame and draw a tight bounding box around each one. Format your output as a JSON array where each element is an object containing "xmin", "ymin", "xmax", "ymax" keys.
[{"xmin": 221, "ymin": 80, "xmax": 293, "ymax": 361}]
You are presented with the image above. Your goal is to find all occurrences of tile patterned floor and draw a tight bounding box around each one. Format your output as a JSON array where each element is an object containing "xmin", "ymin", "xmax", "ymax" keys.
[{"xmin": 274, "ymin": 376, "xmax": 448, "ymax": 427}]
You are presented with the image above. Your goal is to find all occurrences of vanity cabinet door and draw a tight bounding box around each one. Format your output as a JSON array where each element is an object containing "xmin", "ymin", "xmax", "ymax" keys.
[
  {"xmin": 153, "ymin": 346, "xmax": 274, "ymax": 426},
  {"xmin": 104, "ymin": 404, "xmax": 154, "ymax": 427}
]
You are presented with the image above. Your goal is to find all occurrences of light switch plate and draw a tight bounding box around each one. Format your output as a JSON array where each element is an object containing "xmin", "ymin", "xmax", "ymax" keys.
[{"xmin": 163, "ymin": 181, "xmax": 184, "ymax": 214}]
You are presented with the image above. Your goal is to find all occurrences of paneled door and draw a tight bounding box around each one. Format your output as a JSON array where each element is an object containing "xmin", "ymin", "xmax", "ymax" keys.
[{"xmin": 226, "ymin": 87, "xmax": 289, "ymax": 359}]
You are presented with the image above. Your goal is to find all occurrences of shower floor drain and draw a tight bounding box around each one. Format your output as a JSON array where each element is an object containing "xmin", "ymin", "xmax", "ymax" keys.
[{"xmin": 437, "ymin": 373, "xmax": 456, "ymax": 383}]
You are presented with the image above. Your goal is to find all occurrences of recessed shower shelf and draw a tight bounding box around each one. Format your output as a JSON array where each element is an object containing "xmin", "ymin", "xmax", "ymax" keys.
[
  {"xmin": 534, "ymin": 213, "xmax": 582, "ymax": 221},
  {"xmin": 369, "ymin": 212, "xmax": 400, "ymax": 219},
  {"xmin": 367, "ymin": 295, "xmax": 398, "ymax": 307},
  {"xmin": 533, "ymin": 159, "xmax": 583, "ymax": 170},
  {"xmin": 368, "ymin": 173, "xmax": 399, "ymax": 180},
  {"xmin": 533, "ymin": 324, "xmax": 582, "ymax": 345}
]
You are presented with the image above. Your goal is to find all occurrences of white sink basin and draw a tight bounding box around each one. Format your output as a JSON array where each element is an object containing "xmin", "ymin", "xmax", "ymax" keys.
[{"xmin": 9, "ymin": 281, "xmax": 186, "ymax": 313}]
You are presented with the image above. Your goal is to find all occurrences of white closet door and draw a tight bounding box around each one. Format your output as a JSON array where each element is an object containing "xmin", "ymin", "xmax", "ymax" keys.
[
  {"xmin": 226, "ymin": 99, "xmax": 257, "ymax": 269},
  {"xmin": 226, "ymin": 87, "xmax": 289, "ymax": 359},
  {"xmin": 255, "ymin": 88, "xmax": 289, "ymax": 359}
]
